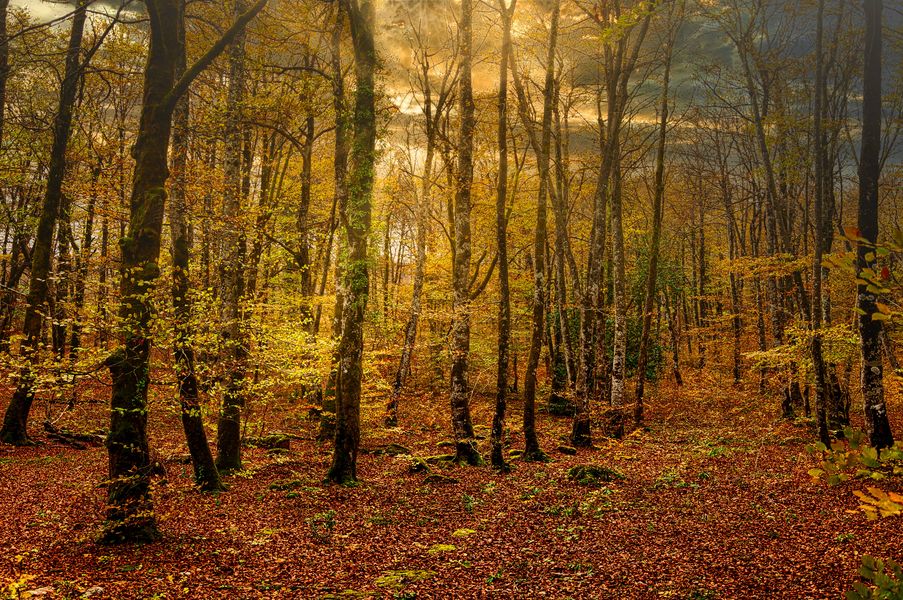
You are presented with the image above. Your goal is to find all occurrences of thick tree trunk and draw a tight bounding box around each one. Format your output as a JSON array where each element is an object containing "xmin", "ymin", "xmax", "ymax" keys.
[
  {"xmin": 449, "ymin": 0, "xmax": 481, "ymax": 466},
  {"xmin": 1, "ymin": 1, "xmax": 87, "ymax": 445},
  {"xmin": 101, "ymin": 0, "xmax": 266, "ymax": 542},
  {"xmin": 327, "ymin": 0, "xmax": 376, "ymax": 484},
  {"xmin": 858, "ymin": 0, "xmax": 893, "ymax": 450}
]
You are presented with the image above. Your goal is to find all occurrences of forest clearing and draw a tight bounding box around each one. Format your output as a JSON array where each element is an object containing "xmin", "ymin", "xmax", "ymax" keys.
[{"xmin": 0, "ymin": 0, "xmax": 902, "ymax": 597}]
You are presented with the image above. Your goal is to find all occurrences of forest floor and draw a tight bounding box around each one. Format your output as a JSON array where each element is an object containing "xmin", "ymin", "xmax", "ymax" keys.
[{"xmin": 1, "ymin": 368, "xmax": 901, "ymax": 599}]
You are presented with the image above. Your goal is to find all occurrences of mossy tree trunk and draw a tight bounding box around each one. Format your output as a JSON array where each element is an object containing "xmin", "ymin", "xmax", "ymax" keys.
[
  {"xmin": 327, "ymin": 0, "xmax": 376, "ymax": 485},
  {"xmin": 102, "ymin": 0, "xmax": 266, "ymax": 543},
  {"xmin": 449, "ymin": 0, "xmax": 481, "ymax": 467}
]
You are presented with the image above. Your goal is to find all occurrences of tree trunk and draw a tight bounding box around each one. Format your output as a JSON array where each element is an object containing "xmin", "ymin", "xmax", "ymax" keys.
[
  {"xmin": 810, "ymin": 0, "xmax": 831, "ymax": 447},
  {"xmin": 858, "ymin": 0, "xmax": 893, "ymax": 450},
  {"xmin": 385, "ymin": 60, "xmax": 435, "ymax": 427},
  {"xmin": 327, "ymin": 0, "xmax": 376, "ymax": 484},
  {"xmin": 1, "ymin": 1, "xmax": 87, "ymax": 445},
  {"xmin": 449, "ymin": 0, "xmax": 481, "ymax": 466},
  {"xmin": 634, "ymin": 23, "xmax": 674, "ymax": 423},
  {"xmin": 69, "ymin": 164, "xmax": 100, "ymax": 360},
  {"xmin": 168, "ymin": 59, "xmax": 224, "ymax": 492},
  {"xmin": 320, "ymin": 4, "xmax": 348, "ymax": 440},
  {"xmin": 101, "ymin": 0, "xmax": 266, "ymax": 542},
  {"xmin": 216, "ymin": 0, "xmax": 250, "ymax": 474},
  {"xmin": 521, "ymin": 0, "xmax": 559, "ymax": 461},
  {"xmin": 490, "ymin": 0, "xmax": 516, "ymax": 471}
]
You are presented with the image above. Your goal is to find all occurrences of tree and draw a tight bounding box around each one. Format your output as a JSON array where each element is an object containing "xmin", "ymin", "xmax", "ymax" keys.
[
  {"xmin": 490, "ymin": 0, "xmax": 517, "ymax": 471},
  {"xmin": 0, "ymin": 0, "xmax": 88, "ymax": 445},
  {"xmin": 216, "ymin": 0, "xmax": 251, "ymax": 474},
  {"xmin": 448, "ymin": 0, "xmax": 481, "ymax": 466},
  {"xmin": 385, "ymin": 13, "xmax": 457, "ymax": 427},
  {"xmin": 810, "ymin": 0, "xmax": 831, "ymax": 448},
  {"xmin": 168, "ymin": 48, "xmax": 224, "ymax": 492},
  {"xmin": 327, "ymin": 0, "xmax": 376, "ymax": 484},
  {"xmin": 857, "ymin": 0, "xmax": 893, "ymax": 450},
  {"xmin": 101, "ymin": 0, "xmax": 267, "ymax": 543},
  {"xmin": 635, "ymin": 0, "xmax": 681, "ymax": 424}
]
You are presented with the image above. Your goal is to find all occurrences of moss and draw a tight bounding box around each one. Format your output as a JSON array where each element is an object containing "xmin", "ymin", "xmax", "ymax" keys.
[
  {"xmin": 557, "ymin": 445, "xmax": 577, "ymax": 456},
  {"xmin": 408, "ymin": 456, "xmax": 430, "ymax": 474},
  {"xmin": 567, "ymin": 465, "xmax": 625, "ymax": 486},
  {"xmin": 374, "ymin": 569, "xmax": 435, "ymax": 589},
  {"xmin": 269, "ymin": 478, "xmax": 304, "ymax": 491},
  {"xmin": 246, "ymin": 433, "xmax": 291, "ymax": 450},
  {"xmin": 380, "ymin": 443, "xmax": 411, "ymax": 456},
  {"xmin": 427, "ymin": 544, "xmax": 457, "ymax": 555},
  {"xmin": 452, "ymin": 528, "xmax": 476, "ymax": 537},
  {"xmin": 424, "ymin": 454, "xmax": 456, "ymax": 464}
]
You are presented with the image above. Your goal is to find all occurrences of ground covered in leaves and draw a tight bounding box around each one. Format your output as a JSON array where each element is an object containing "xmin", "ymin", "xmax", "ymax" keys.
[{"xmin": 1, "ymin": 369, "xmax": 901, "ymax": 599}]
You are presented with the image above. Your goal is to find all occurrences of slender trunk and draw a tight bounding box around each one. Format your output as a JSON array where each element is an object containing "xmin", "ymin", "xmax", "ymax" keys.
[
  {"xmin": 634, "ymin": 35, "xmax": 673, "ymax": 423},
  {"xmin": 386, "ymin": 74, "xmax": 435, "ymax": 426},
  {"xmin": 522, "ymin": 0, "xmax": 559, "ymax": 460},
  {"xmin": 168, "ymin": 58, "xmax": 224, "ymax": 492},
  {"xmin": 0, "ymin": 0, "xmax": 8, "ymax": 149},
  {"xmin": 69, "ymin": 165, "xmax": 100, "ymax": 359},
  {"xmin": 811, "ymin": 0, "xmax": 831, "ymax": 447},
  {"xmin": 858, "ymin": 0, "xmax": 893, "ymax": 449},
  {"xmin": 572, "ymin": 94, "xmax": 609, "ymax": 447},
  {"xmin": 490, "ymin": 0, "xmax": 515, "ymax": 471},
  {"xmin": 52, "ymin": 195, "xmax": 74, "ymax": 359},
  {"xmin": 215, "ymin": 0, "xmax": 250, "ymax": 473},
  {"xmin": 321, "ymin": 3, "xmax": 348, "ymax": 438},
  {"xmin": 298, "ymin": 114, "xmax": 315, "ymax": 331},
  {"xmin": 610, "ymin": 146, "xmax": 627, "ymax": 411},
  {"xmin": 1, "ymin": 1, "xmax": 87, "ymax": 444}
]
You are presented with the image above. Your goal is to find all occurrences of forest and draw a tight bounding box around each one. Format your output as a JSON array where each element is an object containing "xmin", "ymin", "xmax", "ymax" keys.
[{"xmin": 0, "ymin": 0, "xmax": 902, "ymax": 597}]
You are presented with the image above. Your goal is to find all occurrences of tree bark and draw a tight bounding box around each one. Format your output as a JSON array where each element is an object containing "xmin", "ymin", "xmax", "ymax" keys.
[
  {"xmin": 101, "ymin": 0, "xmax": 266, "ymax": 543},
  {"xmin": 327, "ymin": 0, "xmax": 376, "ymax": 484},
  {"xmin": 215, "ymin": 0, "xmax": 251, "ymax": 474},
  {"xmin": 858, "ymin": 0, "xmax": 893, "ymax": 450},
  {"xmin": 490, "ymin": 0, "xmax": 516, "ymax": 471},
  {"xmin": 449, "ymin": 0, "xmax": 481, "ymax": 466}
]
